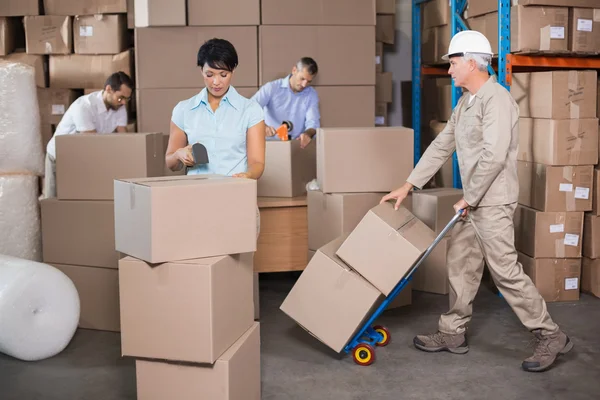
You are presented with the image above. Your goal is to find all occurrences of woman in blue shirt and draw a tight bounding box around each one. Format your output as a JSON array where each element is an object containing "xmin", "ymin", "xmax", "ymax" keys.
[{"xmin": 165, "ymin": 39, "xmax": 266, "ymax": 180}]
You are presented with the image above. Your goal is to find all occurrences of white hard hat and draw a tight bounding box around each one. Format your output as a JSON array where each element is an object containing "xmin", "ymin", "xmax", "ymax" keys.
[{"xmin": 442, "ymin": 30, "xmax": 493, "ymax": 61}]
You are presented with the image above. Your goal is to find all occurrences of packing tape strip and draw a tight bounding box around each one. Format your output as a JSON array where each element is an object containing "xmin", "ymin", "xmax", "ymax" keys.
[
  {"xmin": 129, "ymin": 183, "xmax": 136, "ymax": 210},
  {"xmin": 563, "ymin": 166, "xmax": 576, "ymax": 211}
]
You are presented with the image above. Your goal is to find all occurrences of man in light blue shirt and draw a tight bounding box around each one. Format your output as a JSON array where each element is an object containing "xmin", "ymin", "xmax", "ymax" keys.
[{"xmin": 252, "ymin": 57, "xmax": 320, "ymax": 149}]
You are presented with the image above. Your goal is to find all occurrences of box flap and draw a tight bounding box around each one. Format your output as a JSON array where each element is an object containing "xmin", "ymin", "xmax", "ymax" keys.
[{"xmin": 370, "ymin": 202, "xmax": 414, "ymax": 231}]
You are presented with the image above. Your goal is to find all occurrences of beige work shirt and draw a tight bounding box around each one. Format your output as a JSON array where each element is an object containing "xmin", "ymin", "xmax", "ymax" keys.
[{"xmin": 407, "ymin": 76, "xmax": 519, "ymax": 207}]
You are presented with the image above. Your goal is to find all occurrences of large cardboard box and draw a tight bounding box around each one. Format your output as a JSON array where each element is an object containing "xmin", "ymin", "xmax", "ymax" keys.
[
  {"xmin": 136, "ymin": 27, "xmax": 257, "ymax": 88},
  {"xmin": 583, "ymin": 214, "xmax": 600, "ymax": 259},
  {"xmin": 189, "ymin": 0, "xmax": 259, "ymax": 25},
  {"xmin": 73, "ymin": 14, "xmax": 127, "ymax": 55},
  {"xmin": 114, "ymin": 176, "xmax": 257, "ymax": 263},
  {"xmin": 515, "ymin": 0, "xmax": 600, "ymax": 7},
  {"xmin": 308, "ymin": 190, "xmax": 385, "ymax": 251},
  {"xmin": 261, "ymin": 0, "xmax": 375, "ymax": 25},
  {"xmin": 377, "ymin": 0, "xmax": 395, "ymax": 14},
  {"xmin": 317, "ymin": 127, "xmax": 413, "ymax": 193},
  {"xmin": 280, "ymin": 237, "xmax": 383, "ymax": 353},
  {"xmin": 376, "ymin": 14, "xmax": 394, "ymax": 44},
  {"xmin": 511, "ymin": 6, "xmax": 569, "ymax": 53},
  {"xmin": 137, "ymin": 87, "xmax": 258, "ymax": 133},
  {"xmin": 52, "ymin": 264, "xmax": 120, "ymax": 332},
  {"xmin": 24, "ymin": 16, "xmax": 72, "ymax": 55},
  {"xmin": 467, "ymin": 12, "xmax": 498, "ymax": 54},
  {"xmin": 336, "ymin": 203, "xmax": 437, "ymax": 295},
  {"xmin": 44, "ymin": 0, "xmax": 127, "ymax": 15},
  {"xmin": 56, "ymin": 133, "xmax": 164, "ymax": 200},
  {"xmin": 0, "ymin": 18, "xmax": 17, "ymax": 56},
  {"xmin": 582, "ymin": 257, "xmax": 600, "ymax": 298},
  {"xmin": 422, "ymin": 26, "xmax": 451, "ymax": 64},
  {"xmin": 467, "ymin": 0, "xmax": 497, "ymax": 18},
  {"xmin": 412, "ymin": 237, "xmax": 449, "ymax": 295},
  {"xmin": 411, "ymin": 188, "xmax": 463, "ymax": 234},
  {"xmin": 517, "ymin": 118, "xmax": 599, "ymax": 166},
  {"xmin": 314, "ymin": 86, "xmax": 376, "ymax": 128},
  {"xmin": 119, "ymin": 254, "xmax": 254, "ymax": 363},
  {"xmin": 259, "ymin": 26, "xmax": 375, "ymax": 86},
  {"xmin": 134, "ymin": 0, "xmax": 185, "ymax": 27},
  {"xmin": 0, "ymin": 0, "xmax": 39, "ymax": 16},
  {"xmin": 258, "ymin": 140, "xmax": 316, "ymax": 198},
  {"xmin": 49, "ymin": 49, "xmax": 132, "ymax": 89},
  {"xmin": 519, "ymin": 253, "xmax": 581, "ymax": 303},
  {"xmin": 511, "ymin": 71, "xmax": 597, "ymax": 119},
  {"xmin": 434, "ymin": 78, "xmax": 452, "ymax": 121},
  {"xmin": 423, "ymin": 0, "xmax": 449, "ymax": 29},
  {"xmin": 37, "ymin": 88, "xmax": 78, "ymax": 124},
  {"xmin": 569, "ymin": 8, "xmax": 600, "ymax": 53},
  {"xmin": 517, "ymin": 162, "xmax": 594, "ymax": 212},
  {"xmin": 41, "ymin": 199, "xmax": 119, "ymax": 268},
  {"xmin": 593, "ymin": 168, "xmax": 600, "ymax": 216},
  {"xmin": 376, "ymin": 72, "xmax": 392, "ymax": 103},
  {"xmin": 135, "ymin": 323, "xmax": 261, "ymax": 400},
  {"xmin": 514, "ymin": 205, "xmax": 584, "ymax": 258}
]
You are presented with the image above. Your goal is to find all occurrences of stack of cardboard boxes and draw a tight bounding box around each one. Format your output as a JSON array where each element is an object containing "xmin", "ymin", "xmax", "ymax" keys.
[
  {"xmin": 511, "ymin": 70, "xmax": 598, "ymax": 302},
  {"xmin": 114, "ymin": 175, "xmax": 260, "ymax": 398},
  {"xmin": 40, "ymin": 132, "xmax": 164, "ymax": 331},
  {"xmin": 376, "ymin": 0, "xmax": 396, "ymax": 127}
]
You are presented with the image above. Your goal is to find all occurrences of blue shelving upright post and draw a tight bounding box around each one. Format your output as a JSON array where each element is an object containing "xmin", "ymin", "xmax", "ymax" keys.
[
  {"xmin": 497, "ymin": 0, "xmax": 511, "ymax": 90},
  {"xmin": 411, "ymin": 0, "xmax": 424, "ymax": 167}
]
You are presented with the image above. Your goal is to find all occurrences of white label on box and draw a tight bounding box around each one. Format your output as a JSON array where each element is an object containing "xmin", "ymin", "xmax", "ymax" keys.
[
  {"xmin": 559, "ymin": 183, "xmax": 573, "ymax": 192},
  {"xmin": 80, "ymin": 26, "xmax": 93, "ymax": 37},
  {"xmin": 550, "ymin": 224, "xmax": 564, "ymax": 233},
  {"xmin": 575, "ymin": 187, "xmax": 590, "ymax": 199},
  {"xmin": 375, "ymin": 116, "xmax": 385, "ymax": 125},
  {"xmin": 577, "ymin": 19, "xmax": 593, "ymax": 32},
  {"xmin": 51, "ymin": 104, "xmax": 65, "ymax": 115},
  {"xmin": 376, "ymin": 56, "xmax": 381, "ymax": 65},
  {"xmin": 565, "ymin": 277, "xmax": 579, "ymax": 291},
  {"xmin": 564, "ymin": 234, "xmax": 579, "ymax": 247},
  {"xmin": 550, "ymin": 26, "xmax": 565, "ymax": 39}
]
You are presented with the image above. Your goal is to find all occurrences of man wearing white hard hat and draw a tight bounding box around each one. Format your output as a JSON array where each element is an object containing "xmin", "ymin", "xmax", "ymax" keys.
[{"xmin": 381, "ymin": 30, "xmax": 572, "ymax": 372}]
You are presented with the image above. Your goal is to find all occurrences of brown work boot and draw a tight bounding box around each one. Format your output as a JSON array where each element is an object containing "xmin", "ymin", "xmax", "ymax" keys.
[
  {"xmin": 522, "ymin": 330, "xmax": 574, "ymax": 372},
  {"xmin": 413, "ymin": 331, "xmax": 469, "ymax": 354}
]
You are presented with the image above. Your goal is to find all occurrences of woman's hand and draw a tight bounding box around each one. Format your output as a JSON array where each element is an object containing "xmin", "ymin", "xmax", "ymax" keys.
[{"xmin": 175, "ymin": 145, "xmax": 195, "ymax": 167}]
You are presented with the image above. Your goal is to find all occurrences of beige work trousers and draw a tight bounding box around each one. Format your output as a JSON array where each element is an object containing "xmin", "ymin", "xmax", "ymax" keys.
[
  {"xmin": 43, "ymin": 153, "xmax": 57, "ymax": 199},
  {"xmin": 439, "ymin": 203, "xmax": 559, "ymax": 336}
]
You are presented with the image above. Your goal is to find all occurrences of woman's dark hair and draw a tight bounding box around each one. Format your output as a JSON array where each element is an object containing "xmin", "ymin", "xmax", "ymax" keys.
[
  {"xmin": 104, "ymin": 71, "xmax": 134, "ymax": 91},
  {"xmin": 197, "ymin": 38, "xmax": 239, "ymax": 72}
]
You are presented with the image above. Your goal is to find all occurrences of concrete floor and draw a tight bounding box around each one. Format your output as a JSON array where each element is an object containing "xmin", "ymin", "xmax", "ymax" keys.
[{"xmin": 1, "ymin": 272, "xmax": 599, "ymax": 400}]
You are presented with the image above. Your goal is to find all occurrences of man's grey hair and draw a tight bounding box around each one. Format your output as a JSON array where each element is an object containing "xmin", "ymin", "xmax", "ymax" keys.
[
  {"xmin": 295, "ymin": 57, "xmax": 318, "ymax": 75},
  {"xmin": 463, "ymin": 53, "xmax": 492, "ymax": 72}
]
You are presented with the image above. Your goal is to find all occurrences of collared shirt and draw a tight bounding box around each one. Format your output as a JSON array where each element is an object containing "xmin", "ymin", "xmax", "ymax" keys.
[
  {"xmin": 251, "ymin": 75, "xmax": 320, "ymax": 140},
  {"xmin": 407, "ymin": 76, "xmax": 520, "ymax": 207},
  {"xmin": 46, "ymin": 90, "xmax": 128, "ymax": 158},
  {"xmin": 171, "ymin": 86, "xmax": 264, "ymax": 176}
]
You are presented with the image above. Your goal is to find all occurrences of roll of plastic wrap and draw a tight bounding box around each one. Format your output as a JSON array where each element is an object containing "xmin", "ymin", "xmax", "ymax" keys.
[
  {"xmin": 0, "ymin": 174, "xmax": 42, "ymax": 261},
  {"xmin": 0, "ymin": 254, "xmax": 80, "ymax": 361},
  {"xmin": 0, "ymin": 61, "xmax": 44, "ymax": 176}
]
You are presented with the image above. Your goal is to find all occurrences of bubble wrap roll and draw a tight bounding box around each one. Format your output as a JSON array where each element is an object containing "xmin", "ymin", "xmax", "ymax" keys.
[
  {"xmin": 0, "ymin": 174, "xmax": 42, "ymax": 261},
  {"xmin": 0, "ymin": 61, "xmax": 44, "ymax": 176},
  {"xmin": 0, "ymin": 254, "xmax": 80, "ymax": 361}
]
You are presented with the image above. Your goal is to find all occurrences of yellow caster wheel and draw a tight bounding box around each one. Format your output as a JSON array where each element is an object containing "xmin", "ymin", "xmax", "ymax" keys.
[
  {"xmin": 373, "ymin": 325, "xmax": 391, "ymax": 347},
  {"xmin": 352, "ymin": 343, "xmax": 376, "ymax": 366}
]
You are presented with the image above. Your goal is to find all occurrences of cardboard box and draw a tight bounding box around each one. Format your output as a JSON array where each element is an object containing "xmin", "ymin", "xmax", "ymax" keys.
[
  {"xmin": 134, "ymin": 0, "xmax": 185, "ymax": 27},
  {"xmin": 114, "ymin": 176, "xmax": 257, "ymax": 263},
  {"xmin": 135, "ymin": 323, "xmax": 261, "ymax": 400},
  {"xmin": 582, "ymin": 257, "xmax": 600, "ymax": 298},
  {"xmin": 511, "ymin": 71, "xmax": 598, "ymax": 119},
  {"xmin": 375, "ymin": 102, "xmax": 388, "ymax": 126},
  {"xmin": 584, "ymin": 214, "xmax": 600, "ymax": 259},
  {"xmin": 253, "ymin": 272, "xmax": 259, "ymax": 320},
  {"xmin": 258, "ymin": 140, "xmax": 316, "ymax": 198},
  {"xmin": 515, "ymin": 0, "xmax": 600, "ymax": 7},
  {"xmin": 377, "ymin": 0, "xmax": 395, "ymax": 14},
  {"xmin": 411, "ymin": 188, "xmax": 463, "ymax": 234},
  {"xmin": 280, "ymin": 236, "xmax": 383, "ymax": 353},
  {"xmin": 136, "ymin": 27, "xmax": 257, "ymax": 88},
  {"xmin": 52, "ymin": 264, "xmax": 120, "ymax": 332},
  {"xmin": 119, "ymin": 254, "xmax": 254, "ymax": 363},
  {"xmin": 467, "ymin": 0, "xmax": 497, "ymax": 18},
  {"xmin": 593, "ymin": 168, "xmax": 600, "ymax": 216},
  {"xmin": 376, "ymin": 72, "xmax": 392, "ymax": 103},
  {"xmin": 261, "ymin": 0, "xmax": 375, "ymax": 25},
  {"xmin": 412, "ymin": 237, "xmax": 449, "ymax": 295},
  {"xmin": 467, "ymin": 12, "xmax": 498, "ymax": 54},
  {"xmin": 0, "ymin": 0, "xmax": 40, "ymax": 16},
  {"xmin": 423, "ymin": 25, "xmax": 451, "ymax": 63},
  {"xmin": 41, "ymin": 124, "xmax": 55, "ymax": 151},
  {"xmin": 425, "ymin": 77, "xmax": 452, "ymax": 122},
  {"xmin": 511, "ymin": 6, "xmax": 569, "ymax": 53},
  {"xmin": 50, "ymin": 49, "xmax": 132, "ymax": 89},
  {"xmin": 317, "ymin": 127, "xmax": 413, "ymax": 193},
  {"xmin": 259, "ymin": 26, "xmax": 375, "ymax": 86},
  {"xmin": 41, "ymin": 199, "xmax": 119, "ymax": 268},
  {"xmin": 56, "ymin": 133, "xmax": 164, "ymax": 200},
  {"xmin": 308, "ymin": 190, "xmax": 385, "ymax": 251},
  {"xmin": 376, "ymin": 14, "xmax": 394, "ymax": 44},
  {"xmin": 336, "ymin": 203, "xmax": 437, "ymax": 295},
  {"xmin": 137, "ymin": 87, "xmax": 258, "ymax": 133},
  {"xmin": 514, "ymin": 205, "xmax": 584, "ymax": 258},
  {"xmin": 43, "ymin": 0, "xmax": 127, "ymax": 15},
  {"xmin": 386, "ymin": 281, "xmax": 412, "ymax": 309},
  {"xmin": 569, "ymin": 8, "xmax": 600, "ymax": 53},
  {"xmin": 519, "ymin": 253, "xmax": 581, "ymax": 302},
  {"xmin": 308, "ymin": 249, "xmax": 316, "ymax": 262},
  {"xmin": 127, "ymin": 0, "xmax": 134, "ymax": 28},
  {"xmin": 0, "ymin": 17, "xmax": 17, "ymax": 56},
  {"xmin": 314, "ymin": 86, "xmax": 376, "ymax": 128},
  {"xmin": 0, "ymin": 52, "xmax": 47, "ymax": 87},
  {"xmin": 517, "ymin": 162, "xmax": 594, "ymax": 212},
  {"xmin": 423, "ymin": 0, "xmax": 449, "ymax": 29},
  {"xmin": 74, "ymin": 14, "xmax": 127, "ymax": 55},
  {"xmin": 376, "ymin": 41, "xmax": 383, "ymax": 73},
  {"xmin": 24, "ymin": 16, "xmax": 71, "ymax": 55},
  {"xmin": 426, "ymin": 120, "xmax": 454, "ymax": 188},
  {"xmin": 37, "ymin": 88, "xmax": 79, "ymax": 124},
  {"xmin": 517, "ymin": 118, "xmax": 599, "ymax": 166},
  {"xmin": 189, "ymin": 0, "xmax": 259, "ymax": 25}
]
